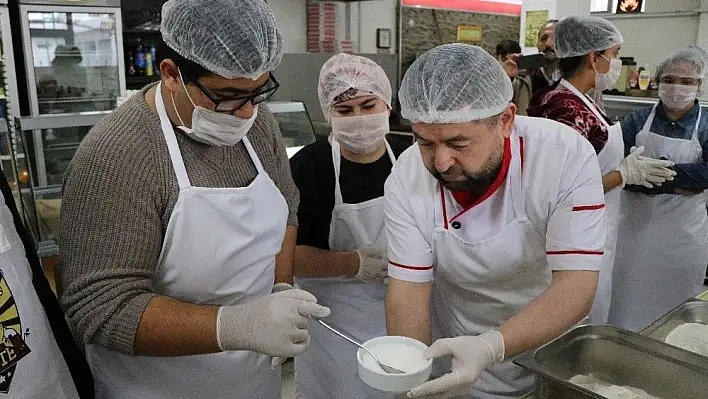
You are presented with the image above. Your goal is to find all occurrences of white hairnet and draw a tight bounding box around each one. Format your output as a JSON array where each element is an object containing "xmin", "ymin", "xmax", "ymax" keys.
[
  {"xmin": 554, "ymin": 16, "xmax": 623, "ymax": 58},
  {"xmin": 161, "ymin": 0, "xmax": 283, "ymax": 80},
  {"xmin": 655, "ymin": 48, "xmax": 707, "ymax": 81},
  {"xmin": 399, "ymin": 44, "xmax": 513, "ymax": 124},
  {"xmin": 318, "ymin": 53, "xmax": 392, "ymax": 121}
]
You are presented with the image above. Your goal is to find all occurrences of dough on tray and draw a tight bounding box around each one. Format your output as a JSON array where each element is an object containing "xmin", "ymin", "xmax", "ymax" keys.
[
  {"xmin": 665, "ymin": 322, "xmax": 708, "ymax": 356},
  {"xmin": 569, "ymin": 374, "xmax": 661, "ymax": 399}
]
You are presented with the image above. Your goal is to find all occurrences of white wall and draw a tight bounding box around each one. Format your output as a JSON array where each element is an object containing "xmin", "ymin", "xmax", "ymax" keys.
[
  {"xmin": 357, "ymin": 0, "xmax": 398, "ymax": 53},
  {"xmin": 605, "ymin": 0, "xmax": 700, "ymax": 70},
  {"xmin": 268, "ymin": 0, "xmax": 307, "ymax": 53}
]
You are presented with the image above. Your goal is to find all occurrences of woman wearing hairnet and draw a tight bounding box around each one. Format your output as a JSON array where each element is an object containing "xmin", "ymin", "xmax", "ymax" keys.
[
  {"xmin": 528, "ymin": 16, "xmax": 675, "ymax": 325},
  {"xmin": 57, "ymin": 0, "xmax": 330, "ymax": 398},
  {"xmin": 609, "ymin": 48, "xmax": 708, "ymax": 331},
  {"xmin": 289, "ymin": 53, "xmax": 409, "ymax": 398},
  {"xmin": 387, "ymin": 43, "xmax": 607, "ymax": 398}
]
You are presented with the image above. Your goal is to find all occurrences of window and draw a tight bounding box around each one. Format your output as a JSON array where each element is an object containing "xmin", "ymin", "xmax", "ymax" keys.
[
  {"xmin": 591, "ymin": 0, "xmax": 611, "ymax": 13},
  {"xmin": 592, "ymin": 0, "xmax": 647, "ymax": 13}
]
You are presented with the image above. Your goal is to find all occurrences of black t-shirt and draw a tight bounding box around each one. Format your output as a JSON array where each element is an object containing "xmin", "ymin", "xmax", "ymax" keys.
[{"xmin": 290, "ymin": 136, "xmax": 412, "ymax": 250}]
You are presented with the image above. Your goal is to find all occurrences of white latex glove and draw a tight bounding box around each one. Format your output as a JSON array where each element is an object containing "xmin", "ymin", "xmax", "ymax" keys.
[
  {"xmin": 407, "ymin": 331, "xmax": 505, "ymax": 398},
  {"xmin": 270, "ymin": 282, "xmax": 294, "ymax": 368},
  {"xmin": 217, "ymin": 289, "xmax": 331, "ymax": 357},
  {"xmin": 354, "ymin": 248, "xmax": 389, "ymax": 284},
  {"xmin": 617, "ymin": 146, "xmax": 675, "ymax": 188}
]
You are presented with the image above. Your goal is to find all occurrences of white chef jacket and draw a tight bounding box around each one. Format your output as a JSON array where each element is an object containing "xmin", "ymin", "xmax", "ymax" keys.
[{"xmin": 385, "ymin": 115, "xmax": 606, "ymax": 283}]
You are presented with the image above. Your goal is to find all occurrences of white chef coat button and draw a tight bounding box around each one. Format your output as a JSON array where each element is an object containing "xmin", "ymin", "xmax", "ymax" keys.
[{"xmin": 451, "ymin": 221, "xmax": 462, "ymax": 229}]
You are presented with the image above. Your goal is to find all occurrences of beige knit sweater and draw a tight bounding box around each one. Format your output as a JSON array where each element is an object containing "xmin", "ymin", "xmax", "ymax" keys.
[{"xmin": 58, "ymin": 83, "xmax": 299, "ymax": 354}]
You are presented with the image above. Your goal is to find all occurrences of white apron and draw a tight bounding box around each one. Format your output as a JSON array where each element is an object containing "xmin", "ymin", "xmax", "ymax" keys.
[
  {"xmin": 430, "ymin": 134, "xmax": 551, "ymax": 399},
  {"xmin": 560, "ymin": 80, "xmax": 624, "ymax": 324},
  {"xmin": 610, "ymin": 104, "xmax": 708, "ymax": 331},
  {"xmin": 0, "ymin": 204, "xmax": 79, "ymax": 399},
  {"xmin": 85, "ymin": 83, "xmax": 289, "ymax": 399},
  {"xmin": 295, "ymin": 140, "xmax": 396, "ymax": 399}
]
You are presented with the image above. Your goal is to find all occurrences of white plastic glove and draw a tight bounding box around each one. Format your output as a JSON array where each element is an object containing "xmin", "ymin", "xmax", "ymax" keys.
[
  {"xmin": 270, "ymin": 282, "xmax": 294, "ymax": 368},
  {"xmin": 407, "ymin": 331, "xmax": 505, "ymax": 398},
  {"xmin": 217, "ymin": 289, "xmax": 331, "ymax": 357},
  {"xmin": 617, "ymin": 146, "xmax": 675, "ymax": 188},
  {"xmin": 354, "ymin": 248, "xmax": 389, "ymax": 284}
]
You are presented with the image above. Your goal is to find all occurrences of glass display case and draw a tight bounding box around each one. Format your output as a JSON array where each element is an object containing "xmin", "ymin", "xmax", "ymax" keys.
[
  {"xmin": 19, "ymin": 0, "xmax": 125, "ymax": 186},
  {"xmin": 266, "ymin": 101, "xmax": 317, "ymax": 158},
  {"xmin": 603, "ymin": 95, "xmax": 708, "ymax": 122}
]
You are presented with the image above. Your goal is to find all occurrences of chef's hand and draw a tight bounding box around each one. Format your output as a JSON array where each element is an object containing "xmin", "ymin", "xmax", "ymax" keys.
[
  {"xmin": 354, "ymin": 248, "xmax": 389, "ymax": 284},
  {"xmin": 217, "ymin": 289, "xmax": 330, "ymax": 357},
  {"xmin": 270, "ymin": 283, "xmax": 294, "ymax": 368},
  {"xmin": 407, "ymin": 331, "xmax": 505, "ymax": 398},
  {"xmin": 618, "ymin": 146, "xmax": 675, "ymax": 188}
]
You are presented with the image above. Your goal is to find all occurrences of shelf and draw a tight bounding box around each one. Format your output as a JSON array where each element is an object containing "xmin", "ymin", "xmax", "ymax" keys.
[
  {"xmin": 123, "ymin": 29, "xmax": 161, "ymax": 35},
  {"xmin": 38, "ymin": 97, "xmax": 115, "ymax": 105},
  {"xmin": 1, "ymin": 154, "xmax": 25, "ymax": 161}
]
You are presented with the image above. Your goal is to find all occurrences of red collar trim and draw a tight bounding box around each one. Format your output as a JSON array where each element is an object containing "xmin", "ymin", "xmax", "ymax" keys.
[{"xmin": 441, "ymin": 137, "xmax": 512, "ymax": 228}]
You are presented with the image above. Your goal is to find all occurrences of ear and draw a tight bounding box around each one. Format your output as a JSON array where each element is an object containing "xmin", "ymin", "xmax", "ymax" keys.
[
  {"xmin": 160, "ymin": 59, "xmax": 182, "ymax": 94},
  {"xmin": 500, "ymin": 104, "xmax": 516, "ymax": 138}
]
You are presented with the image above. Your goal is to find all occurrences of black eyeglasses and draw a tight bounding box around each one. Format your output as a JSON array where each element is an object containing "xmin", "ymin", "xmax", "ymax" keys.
[{"xmin": 183, "ymin": 72, "xmax": 280, "ymax": 112}]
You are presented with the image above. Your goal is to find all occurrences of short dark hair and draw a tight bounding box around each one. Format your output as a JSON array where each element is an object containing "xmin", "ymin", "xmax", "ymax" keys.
[
  {"xmin": 538, "ymin": 19, "xmax": 559, "ymax": 38},
  {"xmin": 559, "ymin": 48, "xmax": 613, "ymax": 78},
  {"xmin": 496, "ymin": 40, "xmax": 521, "ymax": 58},
  {"xmin": 559, "ymin": 55, "xmax": 585, "ymax": 78},
  {"xmin": 155, "ymin": 37, "xmax": 214, "ymax": 79}
]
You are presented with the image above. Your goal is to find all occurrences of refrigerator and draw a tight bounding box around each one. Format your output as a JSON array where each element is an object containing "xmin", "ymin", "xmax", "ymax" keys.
[
  {"xmin": 18, "ymin": 0, "xmax": 126, "ymax": 187},
  {"xmin": 0, "ymin": 0, "xmax": 28, "ymax": 213}
]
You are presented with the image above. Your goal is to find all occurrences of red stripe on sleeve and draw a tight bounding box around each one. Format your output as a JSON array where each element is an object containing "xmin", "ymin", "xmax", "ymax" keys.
[
  {"xmin": 389, "ymin": 261, "xmax": 434, "ymax": 271},
  {"xmin": 572, "ymin": 204, "xmax": 605, "ymax": 212},
  {"xmin": 547, "ymin": 250, "xmax": 604, "ymax": 256}
]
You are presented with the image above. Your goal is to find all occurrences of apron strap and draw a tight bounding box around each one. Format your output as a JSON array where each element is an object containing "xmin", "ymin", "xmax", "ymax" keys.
[
  {"xmin": 331, "ymin": 139, "xmax": 396, "ymax": 206},
  {"xmin": 155, "ymin": 82, "xmax": 192, "ymax": 190},
  {"xmin": 241, "ymin": 135, "xmax": 266, "ymax": 175},
  {"xmin": 559, "ymin": 79, "xmax": 612, "ymax": 130}
]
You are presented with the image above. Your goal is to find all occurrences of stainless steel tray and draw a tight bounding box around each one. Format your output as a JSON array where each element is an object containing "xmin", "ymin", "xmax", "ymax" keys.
[
  {"xmin": 640, "ymin": 298, "xmax": 708, "ymax": 343},
  {"xmin": 514, "ymin": 325, "xmax": 708, "ymax": 399}
]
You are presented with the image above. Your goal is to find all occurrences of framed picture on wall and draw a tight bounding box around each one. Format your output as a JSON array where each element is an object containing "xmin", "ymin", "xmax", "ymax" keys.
[
  {"xmin": 456, "ymin": 25, "xmax": 483, "ymax": 43},
  {"xmin": 377, "ymin": 29, "xmax": 392, "ymax": 49}
]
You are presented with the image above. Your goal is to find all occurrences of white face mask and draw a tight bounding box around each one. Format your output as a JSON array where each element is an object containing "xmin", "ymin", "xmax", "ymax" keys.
[
  {"xmin": 331, "ymin": 112, "xmax": 389, "ymax": 154},
  {"xmin": 172, "ymin": 70, "xmax": 257, "ymax": 147},
  {"xmin": 595, "ymin": 55, "xmax": 622, "ymax": 92},
  {"xmin": 659, "ymin": 83, "xmax": 698, "ymax": 111}
]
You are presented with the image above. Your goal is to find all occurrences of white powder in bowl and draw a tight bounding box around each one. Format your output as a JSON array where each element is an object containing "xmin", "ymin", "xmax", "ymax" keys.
[
  {"xmin": 360, "ymin": 342, "xmax": 428, "ymax": 374},
  {"xmin": 665, "ymin": 322, "xmax": 708, "ymax": 356},
  {"xmin": 569, "ymin": 374, "xmax": 661, "ymax": 399}
]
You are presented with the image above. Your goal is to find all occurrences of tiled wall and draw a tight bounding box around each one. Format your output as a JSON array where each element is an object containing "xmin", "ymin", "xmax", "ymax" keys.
[{"xmin": 399, "ymin": 7, "xmax": 521, "ymax": 75}]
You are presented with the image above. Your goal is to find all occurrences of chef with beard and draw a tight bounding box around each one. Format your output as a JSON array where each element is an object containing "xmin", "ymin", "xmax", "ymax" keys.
[{"xmin": 384, "ymin": 43, "xmax": 607, "ymax": 398}]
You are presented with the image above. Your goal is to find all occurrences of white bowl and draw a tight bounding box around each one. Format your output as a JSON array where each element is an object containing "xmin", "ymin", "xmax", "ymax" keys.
[{"xmin": 357, "ymin": 336, "xmax": 433, "ymax": 393}]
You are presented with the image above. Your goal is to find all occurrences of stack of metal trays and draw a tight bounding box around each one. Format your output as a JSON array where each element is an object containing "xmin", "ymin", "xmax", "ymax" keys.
[
  {"xmin": 514, "ymin": 325, "xmax": 708, "ymax": 399},
  {"xmin": 640, "ymin": 298, "xmax": 708, "ymax": 352}
]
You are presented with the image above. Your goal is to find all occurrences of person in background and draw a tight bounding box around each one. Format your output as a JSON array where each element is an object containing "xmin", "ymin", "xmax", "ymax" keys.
[
  {"xmin": 609, "ymin": 48, "xmax": 708, "ymax": 331},
  {"xmin": 386, "ymin": 43, "xmax": 607, "ymax": 398},
  {"xmin": 530, "ymin": 19, "xmax": 561, "ymax": 94},
  {"xmin": 496, "ymin": 40, "xmax": 532, "ymax": 116},
  {"xmin": 527, "ymin": 16, "xmax": 676, "ymax": 325},
  {"xmin": 289, "ymin": 53, "xmax": 409, "ymax": 399},
  {"xmin": 0, "ymin": 172, "xmax": 93, "ymax": 398},
  {"xmin": 58, "ymin": 1, "xmax": 329, "ymax": 398}
]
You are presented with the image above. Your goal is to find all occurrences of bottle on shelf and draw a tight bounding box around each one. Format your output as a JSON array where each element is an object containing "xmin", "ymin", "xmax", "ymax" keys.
[
  {"xmin": 135, "ymin": 38, "xmax": 146, "ymax": 76},
  {"xmin": 127, "ymin": 52, "xmax": 136, "ymax": 76},
  {"xmin": 145, "ymin": 51, "xmax": 154, "ymax": 77},
  {"xmin": 638, "ymin": 64, "xmax": 651, "ymax": 91},
  {"xmin": 150, "ymin": 45, "xmax": 157, "ymax": 76}
]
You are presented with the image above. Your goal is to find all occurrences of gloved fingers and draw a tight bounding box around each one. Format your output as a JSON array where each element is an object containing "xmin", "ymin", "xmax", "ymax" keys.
[
  {"xmin": 645, "ymin": 174, "xmax": 668, "ymax": 184},
  {"xmin": 647, "ymin": 168, "xmax": 676, "ymax": 179},
  {"xmin": 407, "ymin": 371, "xmax": 461, "ymax": 398},
  {"xmin": 639, "ymin": 158, "xmax": 676, "ymax": 169},
  {"xmin": 640, "ymin": 180, "xmax": 655, "ymax": 188},
  {"xmin": 630, "ymin": 146, "xmax": 645, "ymax": 155},
  {"xmin": 270, "ymin": 356, "xmax": 288, "ymax": 369},
  {"xmin": 296, "ymin": 301, "xmax": 331, "ymax": 318},
  {"xmin": 275, "ymin": 288, "xmax": 318, "ymax": 303},
  {"xmin": 288, "ymin": 327, "xmax": 309, "ymax": 344},
  {"xmin": 422, "ymin": 338, "xmax": 455, "ymax": 359},
  {"xmin": 294, "ymin": 313, "xmax": 310, "ymax": 329}
]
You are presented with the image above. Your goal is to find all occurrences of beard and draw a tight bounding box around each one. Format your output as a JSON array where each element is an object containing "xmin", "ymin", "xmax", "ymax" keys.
[{"xmin": 430, "ymin": 149, "xmax": 504, "ymax": 197}]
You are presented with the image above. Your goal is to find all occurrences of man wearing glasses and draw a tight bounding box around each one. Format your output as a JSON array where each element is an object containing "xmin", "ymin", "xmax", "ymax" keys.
[{"xmin": 57, "ymin": 0, "xmax": 329, "ymax": 397}]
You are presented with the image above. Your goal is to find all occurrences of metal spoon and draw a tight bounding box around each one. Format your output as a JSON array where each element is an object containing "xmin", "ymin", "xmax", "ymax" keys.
[{"xmin": 317, "ymin": 319, "xmax": 406, "ymax": 374}]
